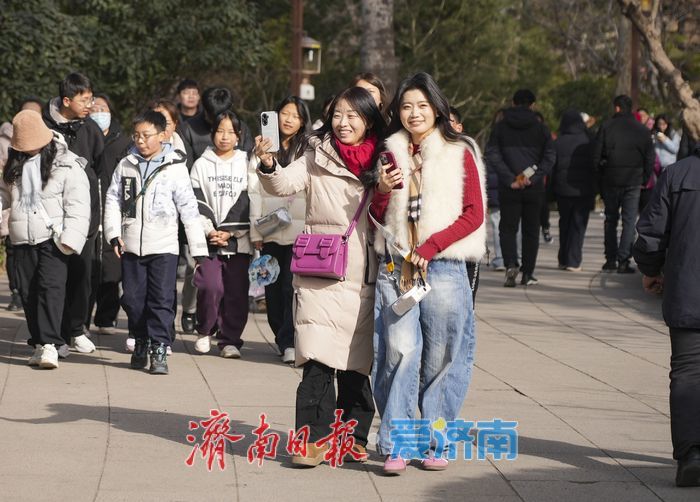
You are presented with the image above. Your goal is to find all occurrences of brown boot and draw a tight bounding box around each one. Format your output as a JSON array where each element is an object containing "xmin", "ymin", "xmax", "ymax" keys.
[
  {"xmin": 344, "ymin": 443, "xmax": 369, "ymax": 463},
  {"xmin": 291, "ymin": 443, "xmax": 329, "ymax": 467}
]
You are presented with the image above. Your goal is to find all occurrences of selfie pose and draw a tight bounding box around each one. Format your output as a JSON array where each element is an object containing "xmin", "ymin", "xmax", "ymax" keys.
[
  {"xmin": 370, "ymin": 72, "xmax": 486, "ymax": 474},
  {"xmin": 255, "ymin": 87, "xmax": 385, "ymax": 467}
]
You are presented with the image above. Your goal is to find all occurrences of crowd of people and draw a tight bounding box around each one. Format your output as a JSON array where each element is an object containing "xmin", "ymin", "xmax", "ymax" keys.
[{"xmin": 0, "ymin": 69, "xmax": 698, "ymax": 484}]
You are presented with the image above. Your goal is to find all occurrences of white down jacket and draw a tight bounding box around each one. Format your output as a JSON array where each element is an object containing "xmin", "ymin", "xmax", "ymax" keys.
[
  {"xmin": 0, "ymin": 134, "xmax": 91, "ymax": 253},
  {"xmin": 104, "ymin": 146, "xmax": 208, "ymax": 257}
]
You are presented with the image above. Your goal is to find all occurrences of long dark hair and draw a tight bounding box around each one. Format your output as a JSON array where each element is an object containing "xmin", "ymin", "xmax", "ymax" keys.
[
  {"xmin": 311, "ymin": 87, "xmax": 387, "ymax": 145},
  {"xmin": 350, "ymin": 72, "xmax": 388, "ymax": 113},
  {"xmin": 275, "ymin": 95, "xmax": 311, "ymax": 166},
  {"xmin": 386, "ymin": 72, "xmax": 466, "ymax": 144},
  {"xmin": 653, "ymin": 114, "xmax": 675, "ymax": 137},
  {"xmin": 3, "ymin": 141, "xmax": 57, "ymax": 187}
]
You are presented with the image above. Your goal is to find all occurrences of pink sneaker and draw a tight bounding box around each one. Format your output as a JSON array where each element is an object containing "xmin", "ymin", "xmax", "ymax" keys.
[
  {"xmin": 383, "ymin": 455, "xmax": 407, "ymax": 475},
  {"xmin": 421, "ymin": 455, "xmax": 449, "ymax": 471}
]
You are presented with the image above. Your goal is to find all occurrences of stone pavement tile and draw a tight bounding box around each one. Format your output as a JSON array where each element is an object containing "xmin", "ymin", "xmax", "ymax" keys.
[
  {"xmin": 0, "ymin": 474, "xmax": 99, "ymax": 502},
  {"xmin": 510, "ymin": 480, "xmax": 660, "ymax": 502},
  {"xmin": 494, "ymin": 452, "xmax": 636, "ymax": 482},
  {"xmin": 96, "ymin": 430, "xmax": 235, "ymax": 497},
  {"xmin": 628, "ymin": 467, "xmax": 700, "ymax": 501}
]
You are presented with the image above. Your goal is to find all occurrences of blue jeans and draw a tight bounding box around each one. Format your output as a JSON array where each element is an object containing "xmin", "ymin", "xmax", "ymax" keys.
[{"xmin": 372, "ymin": 258, "xmax": 476, "ymax": 456}]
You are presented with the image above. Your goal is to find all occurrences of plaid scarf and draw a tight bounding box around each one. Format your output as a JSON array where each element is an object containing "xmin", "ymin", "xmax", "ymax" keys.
[{"xmin": 400, "ymin": 144, "xmax": 424, "ymax": 293}]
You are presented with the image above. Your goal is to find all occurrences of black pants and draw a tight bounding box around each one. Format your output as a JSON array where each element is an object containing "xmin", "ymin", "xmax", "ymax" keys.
[
  {"xmin": 88, "ymin": 240, "xmax": 122, "ymax": 329},
  {"xmin": 499, "ymin": 188, "xmax": 543, "ymax": 275},
  {"xmin": 296, "ymin": 360, "xmax": 375, "ymax": 446},
  {"xmin": 15, "ymin": 240, "xmax": 70, "ymax": 346},
  {"xmin": 602, "ymin": 185, "xmax": 640, "ymax": 263},
  {"xmin": 61, "ymin": 233, "xmax": 96, "ymax": 343},
  {"xmin": 263, "ymin": 242, "xmax": 295, "ymax": 351},
  {"xmin": 121, "ymin": 252, "xmax": 178, "ymax": 345},
  {"xmin": 669, "ymin": 328, "xmax": 700, "ymax": 460},
  {"xmin": 557, "ymin": 196, "xmax": 593, "ymax": 268}
]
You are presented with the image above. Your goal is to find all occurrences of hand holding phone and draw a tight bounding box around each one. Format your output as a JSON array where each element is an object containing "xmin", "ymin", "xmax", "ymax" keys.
[
  {"xmin": 379, "ymin": 151, "xmax": 404, "ymax": 191},
  {"xmin": 260, "ymin": 111, "xmax": 280, "ymax": 153}
]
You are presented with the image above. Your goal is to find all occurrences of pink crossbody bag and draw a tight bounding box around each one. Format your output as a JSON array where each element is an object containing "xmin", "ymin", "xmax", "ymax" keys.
[{"xmin": 290, "ymin": 191, "xmax": 370, "ymax": 281}]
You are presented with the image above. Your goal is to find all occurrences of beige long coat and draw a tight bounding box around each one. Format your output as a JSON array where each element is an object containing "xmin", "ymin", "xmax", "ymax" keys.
[{"xmin": 258, "ymin": 134, "xmax": 377, "ymax": 375}]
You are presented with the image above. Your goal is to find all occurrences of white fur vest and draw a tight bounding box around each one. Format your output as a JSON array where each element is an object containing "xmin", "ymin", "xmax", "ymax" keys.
[{"xmin": 373, "ymin": 129, "xmax": 487, "ymax": 261}]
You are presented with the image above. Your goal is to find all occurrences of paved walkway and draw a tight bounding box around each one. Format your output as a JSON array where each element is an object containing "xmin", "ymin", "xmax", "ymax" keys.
[{"xmin": 0, "ymin": 213, "xmax": 697, "ymax": 501}]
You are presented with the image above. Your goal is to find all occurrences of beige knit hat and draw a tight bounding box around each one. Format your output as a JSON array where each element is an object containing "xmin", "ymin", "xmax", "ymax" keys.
[{"xmin": 11, "ymin": 110, "xmax": 53, "ymax": 152}]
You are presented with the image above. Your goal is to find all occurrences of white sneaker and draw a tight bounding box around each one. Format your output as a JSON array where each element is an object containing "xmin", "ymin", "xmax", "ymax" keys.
[
  {"xmin": 57, "ymin": 344, "xmax": 70, "ymax": 358},
  {"xmin": 125, "ymin": 337, "xmax": 135, "ymax": 353},
  {"xmin": 72, "ymin": 334, "xmax": 96, "ymax": 353},
  {"xmin": 194, "ymin": 335, "xmax": 211, "ymax": 353},
  {"xmin": 282, "ymin": 347, "xmax": 296, "ymax": 364},
  {"xmin": 166, "ymin": 345, "xmax": 172, "ymax": 355},
  {"xmin": 28, "ymin": 345, "xmax": 43, "ymax": 366},
  {"xmin": 39, "ymin": 344, "xmax": 59, "ymax": 369},
  {"xmin": 220, "ymin": 345, "xmax": 241, "ymax": 359}
]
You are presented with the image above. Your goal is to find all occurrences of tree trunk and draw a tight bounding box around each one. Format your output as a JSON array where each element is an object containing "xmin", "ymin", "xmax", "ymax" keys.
[
  {"xmin": 615, "ymin": 15, "xmax": 632, "ymax": 97},
  {"xmin": 617, "ymin": 0, "xmax": 700, "ymax": 140},
  {"xmin": 360, "ymin": 0, "xmax": 399, "ymax": 94}
]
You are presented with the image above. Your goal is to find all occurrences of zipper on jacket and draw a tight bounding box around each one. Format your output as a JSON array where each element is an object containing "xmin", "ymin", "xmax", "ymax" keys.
[{"xmin": 139, "ymin": 160, "xmax": 149, "ymax": 256}]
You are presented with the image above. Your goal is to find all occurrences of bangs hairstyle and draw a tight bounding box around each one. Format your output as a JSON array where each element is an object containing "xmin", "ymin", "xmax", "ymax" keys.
[
  {"xmin": 210, "ymin": 110, "xmax": 241, "ymax": 141},
  {"xmin": 133, "ymin": 110, "xmax": 167, "ymax": 132},
  {"xmin": 59, "ymin": 72, "xmax": 93, "ymax": 100},
  {"xmin": 148, "ymin": 99, "xmax": 179, "ymax": 127},
  {"xmin": 3, "ymin": 140, "xmax": 57, "ymax": 188},
  {"xmin": 275, "ymin": 95, "xmax": 311, "ymax": 166},
  {"xmin": 94, "ymin": 93, "xmax": 114, "ymax": 113},
  {"xmin": 386, "ymin": 72, "xmax": 466, "ymax": 143},
  {"xmin": 312, "ymin": 87, "xmax": 387, "ymax": 143},
  {"xmin": 350, "ymin": 72, "xmax": 388, "ymax": 110}
]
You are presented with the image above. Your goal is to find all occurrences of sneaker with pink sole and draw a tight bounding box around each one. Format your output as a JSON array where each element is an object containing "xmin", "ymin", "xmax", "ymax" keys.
[
  {"xmin": 421, "ymin": 455, "xmax": 449, "ymax": 471},
  {"xmin": 383, "ymin": 455, "xmax": 407, "ymax": 475}
]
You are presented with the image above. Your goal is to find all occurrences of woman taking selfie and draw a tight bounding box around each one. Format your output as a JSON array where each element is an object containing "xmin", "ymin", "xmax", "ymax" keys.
[
  {"xmin": 255, "ymin": 87, "xmax": 385, "ymax": 467},
  {"xmin": 370, "ymin": 72, "xmax": 486, "ymax": 474},
  {"xmin": 249, "ymin": 96, "xmax": 310, "ymax": 364}
]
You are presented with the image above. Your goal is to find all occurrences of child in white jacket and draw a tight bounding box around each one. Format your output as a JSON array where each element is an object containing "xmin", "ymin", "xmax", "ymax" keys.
[
  {"xmin": 104, "ymin": 110, "xmax": 207, "ymax": 374},
  {"xmin": 189, "ymin": 111, "xmax": 251, "ymax": 358}
]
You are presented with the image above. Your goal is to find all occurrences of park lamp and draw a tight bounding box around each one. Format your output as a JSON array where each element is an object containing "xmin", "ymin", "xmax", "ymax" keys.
[{"xmin": 301, "ymin": 36, "xmax": 322, "ymax": 75}]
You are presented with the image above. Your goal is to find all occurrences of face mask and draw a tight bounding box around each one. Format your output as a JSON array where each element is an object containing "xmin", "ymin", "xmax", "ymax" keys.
[{"xmin": 90, "ymin": 112, "xmax": 111, "ymax": 132}]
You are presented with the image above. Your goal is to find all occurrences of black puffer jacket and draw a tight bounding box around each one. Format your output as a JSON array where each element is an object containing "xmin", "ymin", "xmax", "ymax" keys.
[
  {"xmin": 485, "ymin": 106, "xmax": 556, "ymax": 191},
  {"xmin": 95, "ymin": 120, "xmax": 132, "ymax": 283},
  {"xmin": 593, "ymin": 112, "xmax": 654, "ymax": 187},
  {"xmin": 552, "ymin": 110, "xmax": 595, "ymax": 198},
  {"xmin": 42, "ymin": 99, "xmax": 104, "ymax": 237},
  {"xmin": 633, "ymin": 152, "xmax": 700, "ymax": 328}
]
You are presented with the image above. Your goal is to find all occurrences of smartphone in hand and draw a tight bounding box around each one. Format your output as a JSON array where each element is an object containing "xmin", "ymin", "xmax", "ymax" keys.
[
  {"xmin": 379, "ymin": 151, "xmax": 403, "ymax": 190},
  {"xmin": 260, "ymin": 111, "xmax": 280, "ymax": 152}
]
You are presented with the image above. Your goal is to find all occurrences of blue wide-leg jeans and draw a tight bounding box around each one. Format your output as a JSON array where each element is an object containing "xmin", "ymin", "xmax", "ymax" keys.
[{"xmin": 372, "ymin": 258, "xmax": 476, "ymax": 456}]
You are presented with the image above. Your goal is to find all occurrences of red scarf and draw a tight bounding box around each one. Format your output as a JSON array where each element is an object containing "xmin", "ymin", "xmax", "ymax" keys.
[{"xmin": 334, "ymin": 134, "xmax": 378, "ymax": 177}]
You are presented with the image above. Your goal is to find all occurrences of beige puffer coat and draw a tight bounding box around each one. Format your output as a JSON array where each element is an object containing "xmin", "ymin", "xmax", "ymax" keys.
[{"xmin": 257, "ymin": 134, "xmax": 377, "ymax": 375}]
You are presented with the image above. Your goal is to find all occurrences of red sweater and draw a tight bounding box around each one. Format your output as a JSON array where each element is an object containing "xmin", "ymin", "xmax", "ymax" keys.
[{"xmin": 370, "ymin": 149, "xmax": 484, "ymax": 261}]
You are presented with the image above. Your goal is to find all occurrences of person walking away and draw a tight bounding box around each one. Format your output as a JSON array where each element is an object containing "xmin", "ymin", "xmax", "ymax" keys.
[
  {"xmin": 633, "ymin": 143, "xmax": 700, "ymax": 487},
  {"xmin": 485, "ymin": 89, "xmax": 555, "ymax": 287},
  {"xmin": 593, "ymin": 95, "xmax": 654, "ymax": 274},
  {"xmin": 0, "ymin": 110, "xmax": 90, "ymax": 369},
  {"xmin": 552, "ymin": 110, "xmax": 595, "ymax": 271}
]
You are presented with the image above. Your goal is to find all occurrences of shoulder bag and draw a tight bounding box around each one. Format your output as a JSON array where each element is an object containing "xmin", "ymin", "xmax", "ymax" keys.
[{"xmin": 290, "ymin": 191, "xmax": 369, "ymax": 281}]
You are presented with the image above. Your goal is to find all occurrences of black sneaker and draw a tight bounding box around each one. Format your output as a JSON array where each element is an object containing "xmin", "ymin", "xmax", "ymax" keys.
[
  {"xmin": 130, "ymin": 338, "xmax": 150, "ymax": 369},
  {"xmin": 543, "ymin": 227, "xmax": 553, "ymax": 243},
  {"xmin": 150, "ymin": 343, "xmax": 169, "ymax": 375},
  {"xmin": 6, "ymin": 290, "xmax": 22, "ymax": 311},
  {"xmin": 676, "ymin": 446, "xmax": 700, "ymax": 487},
  {"xmin": 503, "ymin": 267, "xmax": 518, "ymax": 287},
  {"xmin": 617, "ymin": 260, "xmax": 636, "ymax": 274},
  {"xmin": 181, "ymin": 312, "xmax": 196, "ymax": 334},
  {"xmin": 601, "ymin": 260, "xmax": 617, "ymax": 272},
  {"xmin": 521, "ymin": 274, "xmax": 539, "ymax": 286}
]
